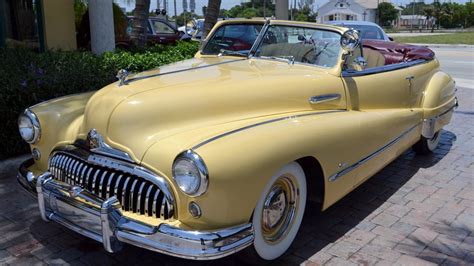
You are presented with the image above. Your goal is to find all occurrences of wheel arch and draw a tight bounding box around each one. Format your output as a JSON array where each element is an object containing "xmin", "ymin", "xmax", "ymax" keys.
[{"xmin": 296, "ymin": 156, "xmax": 325, "ymax": 210}]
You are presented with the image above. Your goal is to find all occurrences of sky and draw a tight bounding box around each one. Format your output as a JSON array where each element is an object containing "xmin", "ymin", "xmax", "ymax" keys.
[{"xmin": 116, "ymin": 0, "xmax": 472, "ymax": 16}]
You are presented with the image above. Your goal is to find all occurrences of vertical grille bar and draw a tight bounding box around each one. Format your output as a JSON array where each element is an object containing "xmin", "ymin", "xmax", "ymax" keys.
[{"xmin": 48, "ymin": 152, "xmax": 174, "ymax": 220}]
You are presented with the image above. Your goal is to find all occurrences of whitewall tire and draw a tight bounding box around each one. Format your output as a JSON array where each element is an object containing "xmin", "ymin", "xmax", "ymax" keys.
[
  {"xmin": 413, "ymin": 129, "xmax": 442, "ymax": 155},
  {"xmin": 251, "ymin": 162, "xmax": 307, "ymax": 260}
]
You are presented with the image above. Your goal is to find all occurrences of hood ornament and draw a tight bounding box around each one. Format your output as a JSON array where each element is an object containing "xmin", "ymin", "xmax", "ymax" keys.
[
  {"xmin": 87, "ymin": 128, "xmax": 106, "ymax": 149},
  {"xmin": 116, "ymin": 69, "xmax": 129, "ymax": 86},
  {"xmin": 86, "ymin": 129, "xmax": 134, "ymax": 162}
]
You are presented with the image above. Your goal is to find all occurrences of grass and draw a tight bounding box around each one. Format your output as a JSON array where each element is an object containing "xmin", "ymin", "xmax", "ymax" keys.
[{"xmin": 393, "ymin": 32, "xmax": 474, "ymax": 45}]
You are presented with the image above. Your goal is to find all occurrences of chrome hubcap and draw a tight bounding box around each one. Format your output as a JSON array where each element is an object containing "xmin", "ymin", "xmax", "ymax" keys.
[{"xmin": 261, "ymin": 176, "xmax": 298, "ymax": 244}]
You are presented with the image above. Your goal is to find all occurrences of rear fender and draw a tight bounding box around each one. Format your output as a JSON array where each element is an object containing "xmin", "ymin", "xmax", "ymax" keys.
[{"xmin": 421, "ymin": 71, "xmax": 456, "ymax": 138}]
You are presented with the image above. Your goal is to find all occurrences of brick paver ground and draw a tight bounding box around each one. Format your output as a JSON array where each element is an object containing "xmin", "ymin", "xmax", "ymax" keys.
[{"xmin": 0, "ymin": 87, "xmax": 472, "ymax": 266}]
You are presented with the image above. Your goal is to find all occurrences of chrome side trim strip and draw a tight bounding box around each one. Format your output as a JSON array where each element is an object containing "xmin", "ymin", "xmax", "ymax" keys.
[
  {"xmin": 328, "ymin": 122, "xmax": 420, "ymax": 182},
  {"xmin": 309, "ymin": 94, "xmax": 341, "ymax": 105},
  {"xmin": 192, "ymin": 110, "xmax": 346, "ymax": 150},
  {"xmin": 125, "ymin": 59, "xmax": 244, "ymax": 84},
  {"xmin": 342, "ymin": 59, "xmax": 428, "ymax": 77}
]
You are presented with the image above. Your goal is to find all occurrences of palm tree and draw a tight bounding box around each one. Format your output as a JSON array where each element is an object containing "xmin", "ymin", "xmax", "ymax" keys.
[
  {"xmin": 202, "ymin": 0, "xmax": 221, "ymax": 40},
  {"xmin": 130, "ymin": 0, "xmax": 151, "ymax": 47}
]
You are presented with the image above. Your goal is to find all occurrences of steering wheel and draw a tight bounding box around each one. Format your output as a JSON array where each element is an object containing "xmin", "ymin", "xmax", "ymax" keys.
[{"xmin": 302, "ymin": 42, "xmax": 337, "ymax": 64}]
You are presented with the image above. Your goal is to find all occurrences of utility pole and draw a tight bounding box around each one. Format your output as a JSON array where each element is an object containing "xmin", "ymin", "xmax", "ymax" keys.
[
  {"xmin": 263, "ymin": 0, "xmax": 266, "ymax": 18},
  {"xmin": 411, "ymin": 0, "xmax": 415, "ymax": 32},
  {"xmin": 173, "ymin": 0, "xmax": 177, "ymax": 28}
]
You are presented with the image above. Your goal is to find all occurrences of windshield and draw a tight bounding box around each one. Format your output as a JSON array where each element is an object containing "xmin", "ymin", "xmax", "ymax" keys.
[
  {"xmin": 339, "ymin": 24, "xmax": 385, "ymax": 40},
  {"xmin": 201, "ymin": 23, "xmax": 263, "ymax": 55},
  {"xmin": 255, "ymin": 25, "xmax": 342, "ymax": 68}
]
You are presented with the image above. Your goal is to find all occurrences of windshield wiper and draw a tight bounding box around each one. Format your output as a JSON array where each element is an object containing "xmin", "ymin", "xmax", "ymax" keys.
[
  {"xmin": 218, "ymin": 49, "xmax": 248, "ymax": 57},
  {"xmin": 257, "ymin": 55, "xmax": 295, "ymax": 65}
]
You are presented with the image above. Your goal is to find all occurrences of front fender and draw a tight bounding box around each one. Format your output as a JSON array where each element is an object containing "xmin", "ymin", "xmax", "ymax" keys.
[
  {"xmin": 142, "ymin": 110, "xmax": 374, "ymax": 230},
  {"xmin": 28, "ymin": 92, "xmax": 95, "ymax": 170}
]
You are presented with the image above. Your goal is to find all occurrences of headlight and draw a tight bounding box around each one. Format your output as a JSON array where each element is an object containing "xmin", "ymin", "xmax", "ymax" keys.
[
  {"xmin": 18, "ymin": 109, "xmax": 41, "ymax": 144},
  {"xmin": 172, "ymin": 150, "xmax": 208, "ymax": 196}
]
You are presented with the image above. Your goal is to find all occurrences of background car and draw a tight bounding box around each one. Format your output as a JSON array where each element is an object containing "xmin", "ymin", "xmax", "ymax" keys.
[
  {"xmin": 325, "ymin": 20, "xmax": 393, "ymax": 41},
  {"xmin": 126, "ymin": 17, "xmax": 188, "ymax": 45}
]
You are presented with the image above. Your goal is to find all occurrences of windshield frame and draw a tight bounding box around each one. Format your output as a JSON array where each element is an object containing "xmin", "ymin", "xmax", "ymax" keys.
[{"xmin": 250, "ymin": 22, "xmax": 344, "ymax": 69}]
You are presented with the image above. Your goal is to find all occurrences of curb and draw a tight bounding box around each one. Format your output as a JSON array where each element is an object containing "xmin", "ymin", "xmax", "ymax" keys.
[{"xmin": 407, "ymin": 43, "xmax": 474, "ymax": 48}]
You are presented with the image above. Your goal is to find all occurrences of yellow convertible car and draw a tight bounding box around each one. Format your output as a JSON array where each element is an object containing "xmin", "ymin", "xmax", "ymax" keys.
[{"xmin": 17, "ymin": 19, "xmax": 457, "ymax": 260}]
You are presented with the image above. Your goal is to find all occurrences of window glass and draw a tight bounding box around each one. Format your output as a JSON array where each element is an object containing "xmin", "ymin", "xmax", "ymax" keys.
[
  {"xmin": 202, "ymin": 23, "xmax": 263, "ymax": 55},
  {"xmin": 256, "ymin": 25, "xmax": 342, "ymax": 68},
  {"xmin": 151, "ymin": 20, "xmax": 175, "ymax": 34},
  {"xmin": 342, "ymin": 25, "xmax": 384, "ymax": 40}
]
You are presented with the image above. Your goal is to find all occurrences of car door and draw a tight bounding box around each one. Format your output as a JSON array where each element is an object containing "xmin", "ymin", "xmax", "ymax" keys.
[
  {"xmin": 341, "ymin": 61, "xmax": 422, "ymax": 186},
  {"xmin": 149, "ymin": 20, "xmax": 179, "ymax": 44}
]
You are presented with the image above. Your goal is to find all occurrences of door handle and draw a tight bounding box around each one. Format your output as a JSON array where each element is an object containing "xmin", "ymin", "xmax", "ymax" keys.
[
  {"xmin": 405, "ymin": 75, "xmax": 415, "ymax": 80},
  {"xmin": 308, "ymin": 93, "xmax": 341, "ymax": 105}
]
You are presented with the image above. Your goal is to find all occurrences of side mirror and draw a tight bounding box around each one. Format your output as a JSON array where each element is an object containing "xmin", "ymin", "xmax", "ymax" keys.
[
  {"xmin": 297, "ymin": 35, "xmax": 306, "ymax": 41},
  {"xmin": 388, "ymin": 36, "xmax": 394, "ymax": 41},
  {"xmin": 340, "ymin": 29, "xmax": 360, "ymax": 54}
]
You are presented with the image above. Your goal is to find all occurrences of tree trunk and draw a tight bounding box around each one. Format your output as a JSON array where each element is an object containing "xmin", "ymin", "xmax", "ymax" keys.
[
  {"xmin": 202, "ymin": 0, "xmax": 221, "ymax": 40},
  {"xmin": 131, "ymin": 0, "xmax": 151, "ymax": 47}
]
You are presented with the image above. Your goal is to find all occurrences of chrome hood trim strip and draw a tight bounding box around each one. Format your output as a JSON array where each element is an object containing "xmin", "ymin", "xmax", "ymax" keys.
[
  {"xmin": 192, "ymin": 110, "xmax": 346, "ymax": 150},
  {"xmin": 124, "ymin": 59, "xmax": 245, "ymax": 85},
  {"xmin": 328, "ymin": 122, "xmax": 420, "ymax": 182}
]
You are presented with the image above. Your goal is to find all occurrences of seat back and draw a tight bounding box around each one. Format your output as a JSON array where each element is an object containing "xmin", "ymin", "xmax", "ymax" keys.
[{"xmin": 363, "ymin": 48, "xmax": 385, "ymax": 68}]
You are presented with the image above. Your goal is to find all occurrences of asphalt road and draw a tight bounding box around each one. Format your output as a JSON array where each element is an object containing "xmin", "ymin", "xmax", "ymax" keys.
[{"xmin": 430, "ymin": 47, "xmax": 474, "ymax": 90}]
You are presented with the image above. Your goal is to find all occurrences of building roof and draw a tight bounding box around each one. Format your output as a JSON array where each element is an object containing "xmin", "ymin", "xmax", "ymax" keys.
[{"xmin": 355, "ymin": 0, "xmax": 391, "ymax": 9}]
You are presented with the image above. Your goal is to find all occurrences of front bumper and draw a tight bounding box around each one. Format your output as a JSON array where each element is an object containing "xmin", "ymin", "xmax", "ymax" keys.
[{"xmin": 17, "ymin": 159, "xmax": 254, "ymax": 260}]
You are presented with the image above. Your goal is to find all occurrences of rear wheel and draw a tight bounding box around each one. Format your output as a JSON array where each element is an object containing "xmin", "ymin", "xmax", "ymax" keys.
[
  {"xmin": 413, "ymin": 130, "xmax": 442, "ymax": 154},
  {"xmin": 250, "ymin": 162, "xmax": 307, "ymax": 260}
]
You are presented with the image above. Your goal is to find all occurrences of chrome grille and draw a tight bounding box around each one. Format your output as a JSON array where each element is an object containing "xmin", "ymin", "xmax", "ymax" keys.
[{"xmin": 48, "ymin": 152, "xmax": 174, "ymax": 220}]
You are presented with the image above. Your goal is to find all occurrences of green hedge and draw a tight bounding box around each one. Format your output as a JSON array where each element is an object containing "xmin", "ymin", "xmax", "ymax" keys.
[{"xmin": 0, "ymin": 41, "xmax": 199, "ymax": 159}]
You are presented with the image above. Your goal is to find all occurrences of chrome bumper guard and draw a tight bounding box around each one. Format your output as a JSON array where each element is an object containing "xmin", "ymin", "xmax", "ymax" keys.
[
  {"xmin": 17, "ymin": 162, "xmax": 253, "ymax": 260},
  {"xmin": 422, "ymin": 98, "xmax": 458, "ymax": 139}
]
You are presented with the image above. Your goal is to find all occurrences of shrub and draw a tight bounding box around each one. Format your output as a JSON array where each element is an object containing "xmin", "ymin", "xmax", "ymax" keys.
[{"xmin": 0, "ymin": 41, "xmax": 199, "ymax": 159}]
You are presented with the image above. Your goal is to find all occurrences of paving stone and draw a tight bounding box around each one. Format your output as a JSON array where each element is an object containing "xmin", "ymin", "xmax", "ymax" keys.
[
  {"xmin": 410, "ymin": 228, "xmax": 439, "ymax": 245},
  {"xmin": 394, "ymin": 254, "xmax": 437, "ymax": 266},
  {"xmin": 371, "ymin": 213, "xmax": 399, "ymax": 227},
  {"xmin": 326, "ymin": 241, "xmax": 362, "ymax": 259}
]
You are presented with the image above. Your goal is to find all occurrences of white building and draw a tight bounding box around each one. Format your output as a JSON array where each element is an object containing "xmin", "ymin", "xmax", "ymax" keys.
[{"xmin": 317, "ymin": 0, "xmax": 391, "ymax": 24}]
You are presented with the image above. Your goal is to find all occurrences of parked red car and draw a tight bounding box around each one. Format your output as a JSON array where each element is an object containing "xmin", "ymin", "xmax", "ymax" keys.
[{"xmin": 126, "ymin": 17, "xmax": 185, "ymax": 45}]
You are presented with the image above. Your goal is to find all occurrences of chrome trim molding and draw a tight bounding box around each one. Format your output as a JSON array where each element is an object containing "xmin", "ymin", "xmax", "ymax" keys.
[
  {"xmin": 125, "ymin": 59, "xmax": 244, "ymax": 84},
  {"xmin": 328, "ymin": 123, "xmax": 420, "ymax": 182},
  {"xmin": 309, "ymin": 94, "xmax": 341, "ymax": 105},
  {"xmin": 86, "ymin": 129, "xmax": 134, "ymax": 162},
  {"xmin": 342, "ymin": 59, "xmax": 428, "ymax": 77},
  {"xmin": 192, "ymin": 110, "xmax": 346, "ymax": 150},
  {"xmin": 19, "ymin": 109, "xmax": 41, "ymax": 144},
  {"xmin": 18, "ymin": 168, "xmax": 254, "ymax": 260},
  {"xmin": 172, "ymin": 150, "xmax": 209, "ymax": 197},
  {"xmin": 422, "ymin": 99, "xmax": 457, "ymax": 139}
]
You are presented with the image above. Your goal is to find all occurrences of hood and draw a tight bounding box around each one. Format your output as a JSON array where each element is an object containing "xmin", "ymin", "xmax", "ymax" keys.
[{"xmin": 80, "ymin": 57, "xmax": 338, "ymax": 161}]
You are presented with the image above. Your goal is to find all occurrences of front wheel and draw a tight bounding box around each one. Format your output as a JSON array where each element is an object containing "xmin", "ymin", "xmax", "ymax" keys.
[
  {"xmin": 413, "ymin": 130, "xmax": 442, "ymax": 154},
  {"xmin": 251, "ymin": 162, "xmax": 307, "ymax": 260}
]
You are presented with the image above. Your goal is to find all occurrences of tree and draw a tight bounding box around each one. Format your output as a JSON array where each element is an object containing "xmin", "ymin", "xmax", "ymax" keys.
[
  {"xmin": 130, "ymin": 0, "xmax": 151, "ymax": 47},
  {"xmin": 202, "ymin": 0, "xmax": 221, "ymax": 40},
  {"xmin": 293, "ymin": 4, "xmax": 317, "ymax": 22},
  {"xmin": 378, "ymin": 2, "xmax": 398, "ymax": 27}
]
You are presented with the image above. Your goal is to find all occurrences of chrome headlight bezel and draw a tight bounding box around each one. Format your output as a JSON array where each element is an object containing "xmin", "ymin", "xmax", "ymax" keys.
[
  {"xmin": 18, "ymin": 109, "xmax": 41, "ymax": 144},
  {"xmin": 172, "ymin": 150, "xmax": 208, "ymax": 197}
]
